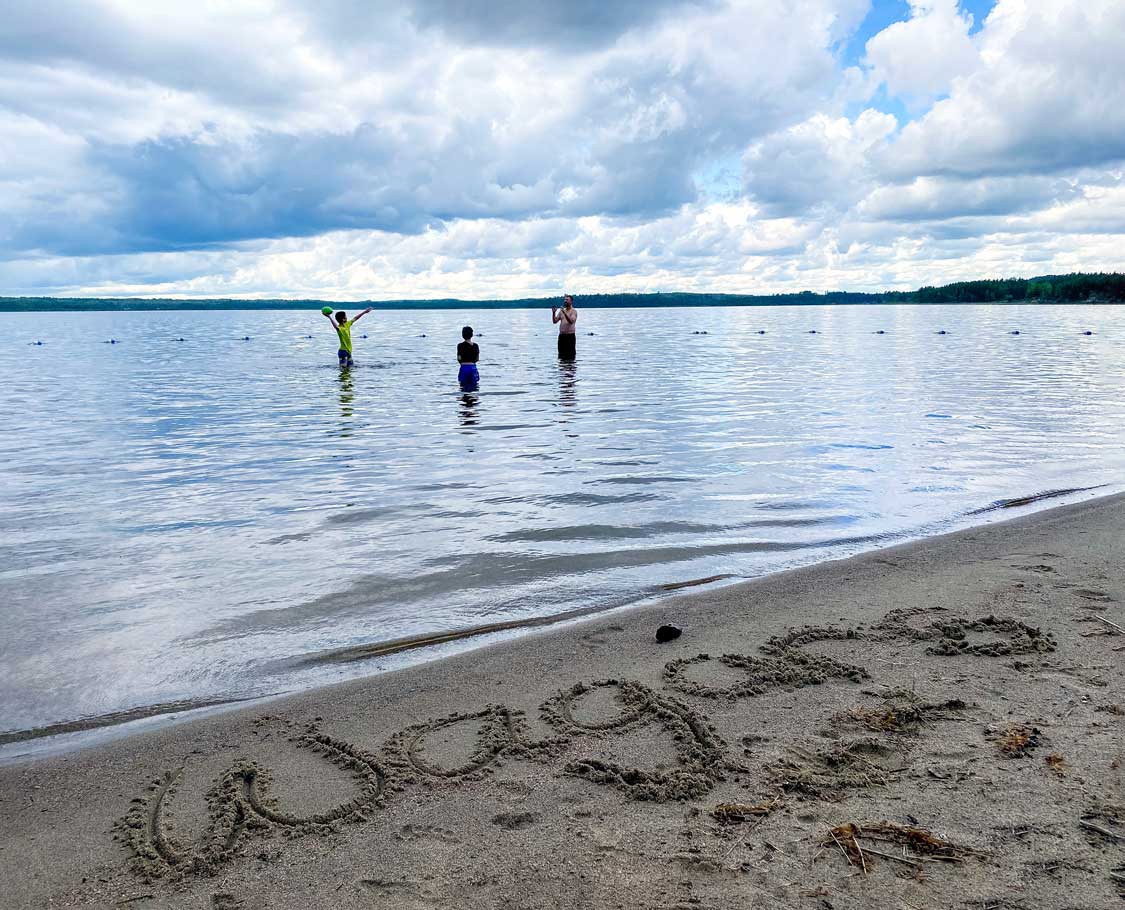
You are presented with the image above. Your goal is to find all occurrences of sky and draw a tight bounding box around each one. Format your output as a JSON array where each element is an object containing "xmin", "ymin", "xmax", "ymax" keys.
[{"xmin": 1, "ymin": 0, "xmax": 1123, "ymax": 299}]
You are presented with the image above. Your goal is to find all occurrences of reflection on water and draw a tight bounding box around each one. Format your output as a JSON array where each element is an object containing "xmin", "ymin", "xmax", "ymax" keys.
[
  {"xmin": 558, "ymin": 359, "xmax": 577, "ymax": 428},
  {"xmin": 459, "ymin": 390, "xmax": 480, "ymax": 429},
  {"xmin": 1, "ymin": 304, "xmax": 1124, "ymax": 738},
  {"xmin": 337, "ymin": 369, "xmax": 355, "ymax": 433}
]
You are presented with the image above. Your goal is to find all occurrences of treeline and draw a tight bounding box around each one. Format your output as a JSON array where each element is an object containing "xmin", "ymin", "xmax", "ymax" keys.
[
  {"xmin": 1, "ymin": 272, "xmax": 1122, "ymax": 312},
  {"xmin": 903, "ymin": 273, "xmax": 1125, "ymax": 304}
]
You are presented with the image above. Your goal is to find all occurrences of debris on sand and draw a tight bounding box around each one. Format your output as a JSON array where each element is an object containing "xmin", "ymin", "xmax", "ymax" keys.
[
  {"xmin": 655, "ymin": 624, "xmax": 682, "ymax": 643},
  {"xmin": 711, "ymin": 797, "xmax": 783, "ymax": 824},
  {"xmin": 994, "ymin": 724, "xmax": 1041, "ymax": 757},
  {"xmin": 1044, "ymin": 753, "xmax": 1067, "ymax": 775},
  {"xmin": 1079, "ymin": 807, "xmax": 1125, "ymax": 844},
  {"xmin": 822, "ymin": 820, "xmax": 985, "ymax": 873},
  {"xmin": 837, "ymin": 692, "xmax": 967, "ymax": 736}
]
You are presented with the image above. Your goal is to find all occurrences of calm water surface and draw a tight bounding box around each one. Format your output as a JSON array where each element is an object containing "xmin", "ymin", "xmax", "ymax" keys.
[{"xmin": 2, "ymin": 304, "xmax": 1123, "ymax": 745}]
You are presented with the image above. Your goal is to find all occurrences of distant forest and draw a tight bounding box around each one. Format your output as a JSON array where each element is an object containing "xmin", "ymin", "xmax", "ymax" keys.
[{"xmin": 1, "ymin": 272, "xmax": 1123, "ymax": 312}]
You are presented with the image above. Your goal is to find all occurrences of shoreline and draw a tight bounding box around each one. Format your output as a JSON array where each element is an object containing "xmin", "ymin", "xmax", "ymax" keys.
[
  {"xmin": 0, "ymin": 489, "xmax": 1122, "ymax": 908},
  {"xmin": 0, "ymin": 483, "xmax": 1112, "ymax": 758}
]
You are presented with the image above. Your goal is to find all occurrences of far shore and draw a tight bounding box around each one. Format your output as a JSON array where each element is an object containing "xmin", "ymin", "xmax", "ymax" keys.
[
  {"xmin": 2, "ymin": 271, "xmax": 1123, "ymax": 312},
  {"xmin": 0, "ymin": 493, "xmax": 1122, "ymax": 909}
]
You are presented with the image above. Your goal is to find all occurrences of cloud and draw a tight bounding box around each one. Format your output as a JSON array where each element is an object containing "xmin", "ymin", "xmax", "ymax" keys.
[
  {"xmin": 881, "ymin": 0, "xmax": 1125, "ymax": 179},
  {"xmin": 1, "ymin": 0, "xmax": 859, "ymax": 260},
  {"xmin": 743, "ymin": 109, "xmax": 897, "ymax": 216},
  {"xmin": 405, "ymin": 0, "xmax": 716, "ymax": 49},
  {"xmin": 862, "ymin": 0, "xmax": 979, "ymax": 101},
  {"xmin": 857, "ymin": 174, "xmax": 1077, "ymax": 222},
  {"xmin": 0, "ymin": 0, "xmax": 1123, "ymax": 297}
]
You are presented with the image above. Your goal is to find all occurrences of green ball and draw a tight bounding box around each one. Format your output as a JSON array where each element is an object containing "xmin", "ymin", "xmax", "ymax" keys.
[{"xmin": 321, "ymin": 306, "xmax": 333, "ymax": 315}]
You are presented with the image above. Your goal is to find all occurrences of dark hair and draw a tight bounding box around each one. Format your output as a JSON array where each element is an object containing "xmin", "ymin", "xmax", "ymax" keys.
[
  {"xmin": 335, "ymin": 311, "xmax": 347, "ymax": 323},
  {"xmin": 462, "ymin": 325, "xmax": 473, "ymax": 340}
]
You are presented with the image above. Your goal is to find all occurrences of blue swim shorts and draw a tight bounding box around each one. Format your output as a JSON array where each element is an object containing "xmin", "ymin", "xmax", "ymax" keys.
[
  {"xmin": 338, "ymin": 348, "xmax": 354, "ymax": 367},
  {"xmin": 458, "ymin": 363, "xmax": 479, "ymax": 387}
]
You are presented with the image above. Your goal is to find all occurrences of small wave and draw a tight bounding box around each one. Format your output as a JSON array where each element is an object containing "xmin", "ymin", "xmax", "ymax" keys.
[
  {"xmin": 587, "ymin": 475, "xmax": 697, "ymax": 486},
  {"xmin": 0, "ymin": 694, "xmax": 266, "ymax": 746},
  {"xmin": 968, "ymin": 485, "xmax": 1106, "ymax": 515}
]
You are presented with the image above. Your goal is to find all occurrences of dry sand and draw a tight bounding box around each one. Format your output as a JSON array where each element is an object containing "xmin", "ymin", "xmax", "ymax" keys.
[{"xmin": 0, "ymin": 494, "xmax": 1122, "ymax": 909}]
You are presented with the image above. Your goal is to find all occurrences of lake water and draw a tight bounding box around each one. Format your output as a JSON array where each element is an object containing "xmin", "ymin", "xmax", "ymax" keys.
[{"xmin": 2, "ymin": 304, "xmax": 1123, "ymax": 751}]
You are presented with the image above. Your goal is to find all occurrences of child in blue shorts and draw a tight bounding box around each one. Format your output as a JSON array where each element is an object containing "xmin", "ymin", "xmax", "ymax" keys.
[
  {"xmin": 324, "ymin": 306, "xmax": 372, "ymax": 367},
  {"xmin": 457, "ymin": 326, "xmax": 479, "ymax": 388}
]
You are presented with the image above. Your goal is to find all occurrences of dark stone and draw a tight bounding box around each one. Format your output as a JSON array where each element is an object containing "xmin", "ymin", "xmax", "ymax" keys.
[{"xmin": 656, "ymin": 624, "xmax": 682, "ymax": 643}]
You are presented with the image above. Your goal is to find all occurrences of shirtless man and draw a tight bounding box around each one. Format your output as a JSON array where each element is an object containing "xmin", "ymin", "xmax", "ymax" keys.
[{"xmin": 552, "ymin": 295, "xmax": 578, "ymax": 360}]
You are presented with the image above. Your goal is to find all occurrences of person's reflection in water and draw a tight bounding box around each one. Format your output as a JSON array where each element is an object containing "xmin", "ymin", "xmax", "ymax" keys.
[
  {"xmin": 557, "ymin": 358, "xmax": 577, "ymax": 429},
  {"xmin": 459, "ymin": 389, "xmax": 480, "ymax": 430},
  {"xmin": 337, "ymin": 367, "xmax": 355, "ymax": 437}
]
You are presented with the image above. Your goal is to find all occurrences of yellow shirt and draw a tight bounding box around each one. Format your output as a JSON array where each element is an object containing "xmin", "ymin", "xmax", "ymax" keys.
[{"xmin": 334, "ymin": 319, "xmax": 354, "ymax": 353}]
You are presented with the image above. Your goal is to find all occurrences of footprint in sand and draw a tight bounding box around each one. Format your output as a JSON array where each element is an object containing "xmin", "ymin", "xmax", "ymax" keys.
[
  {"xmin": 491, "ymin": 811, "xmax": 540, "ymax": 830},
  {"xmin": 357, "ymin": 878, "xmax": 440, "ymax": 908},
  {"xmin": 1073, "ymin": 588, "xmax": 1115, "ymax": 603},
  {"xmin": 396, "ymin": 823, "xmax": 461, "ymax": 843}
]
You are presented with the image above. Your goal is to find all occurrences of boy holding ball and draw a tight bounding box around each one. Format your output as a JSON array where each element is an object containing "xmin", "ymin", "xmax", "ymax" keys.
[{"xmin": 322, "ymin": 306, "xmax": 372, "ymax": 367}]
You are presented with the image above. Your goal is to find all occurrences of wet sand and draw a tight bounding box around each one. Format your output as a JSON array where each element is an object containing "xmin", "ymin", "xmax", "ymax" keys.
[{"xmin": 0, "ymin": 494, "xmax": 1122, "ymax": 909}]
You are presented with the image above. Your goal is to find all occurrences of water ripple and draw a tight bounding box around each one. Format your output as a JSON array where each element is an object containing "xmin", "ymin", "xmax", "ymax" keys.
[{"xmin": 2, "ymin": 303, "xmax": 1125, "ymax": 738}]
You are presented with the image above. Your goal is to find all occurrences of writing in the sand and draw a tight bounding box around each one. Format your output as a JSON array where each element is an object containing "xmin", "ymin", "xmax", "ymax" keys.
[{"xmin": 116, "ymin": 606, "xmax": 1054, "ymax": 879}]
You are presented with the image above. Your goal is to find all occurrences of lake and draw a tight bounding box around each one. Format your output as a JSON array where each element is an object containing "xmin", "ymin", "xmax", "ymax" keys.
[{"xmin": 1, "ymin": 303, "xmax": 1123, "ymax": 752}]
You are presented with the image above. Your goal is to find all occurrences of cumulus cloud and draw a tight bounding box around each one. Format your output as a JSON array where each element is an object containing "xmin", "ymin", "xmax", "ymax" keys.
[
  {"xmin": 1, "ymin": 0, "xmax": 860, "ymax": 261},
  {"xmin": 743, "ymin": 109, "xmax": 897, "ymax": 216},
  {"xmin": 862, "ymin": 0, "xmax": 979, "ymax": 101},
  {"xmin": 857, "ymin": 174, "xmax": 1077, "ymax": 222},
  {"xmin": 0, "ymin": 0, "xmax": 1123, "ymax": 297},
  {"xmin": 405, "ymin": 0, "xmax": 716, "ymax": 49},
  {"xmin": 881, "ymin": 0, "xmax": 1125, "ymax": 179}
]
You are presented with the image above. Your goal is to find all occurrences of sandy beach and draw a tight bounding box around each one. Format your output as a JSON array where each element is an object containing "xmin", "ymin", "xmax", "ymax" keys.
[{"xmin": 1, "ymin": 494, "xmax": 1122, "ymax": 909}]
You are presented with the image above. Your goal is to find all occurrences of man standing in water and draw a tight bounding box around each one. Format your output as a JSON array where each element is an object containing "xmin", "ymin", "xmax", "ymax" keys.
[{"xmin": 552, "ymin": 294, "xmax": 578, "ymax": 360}]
